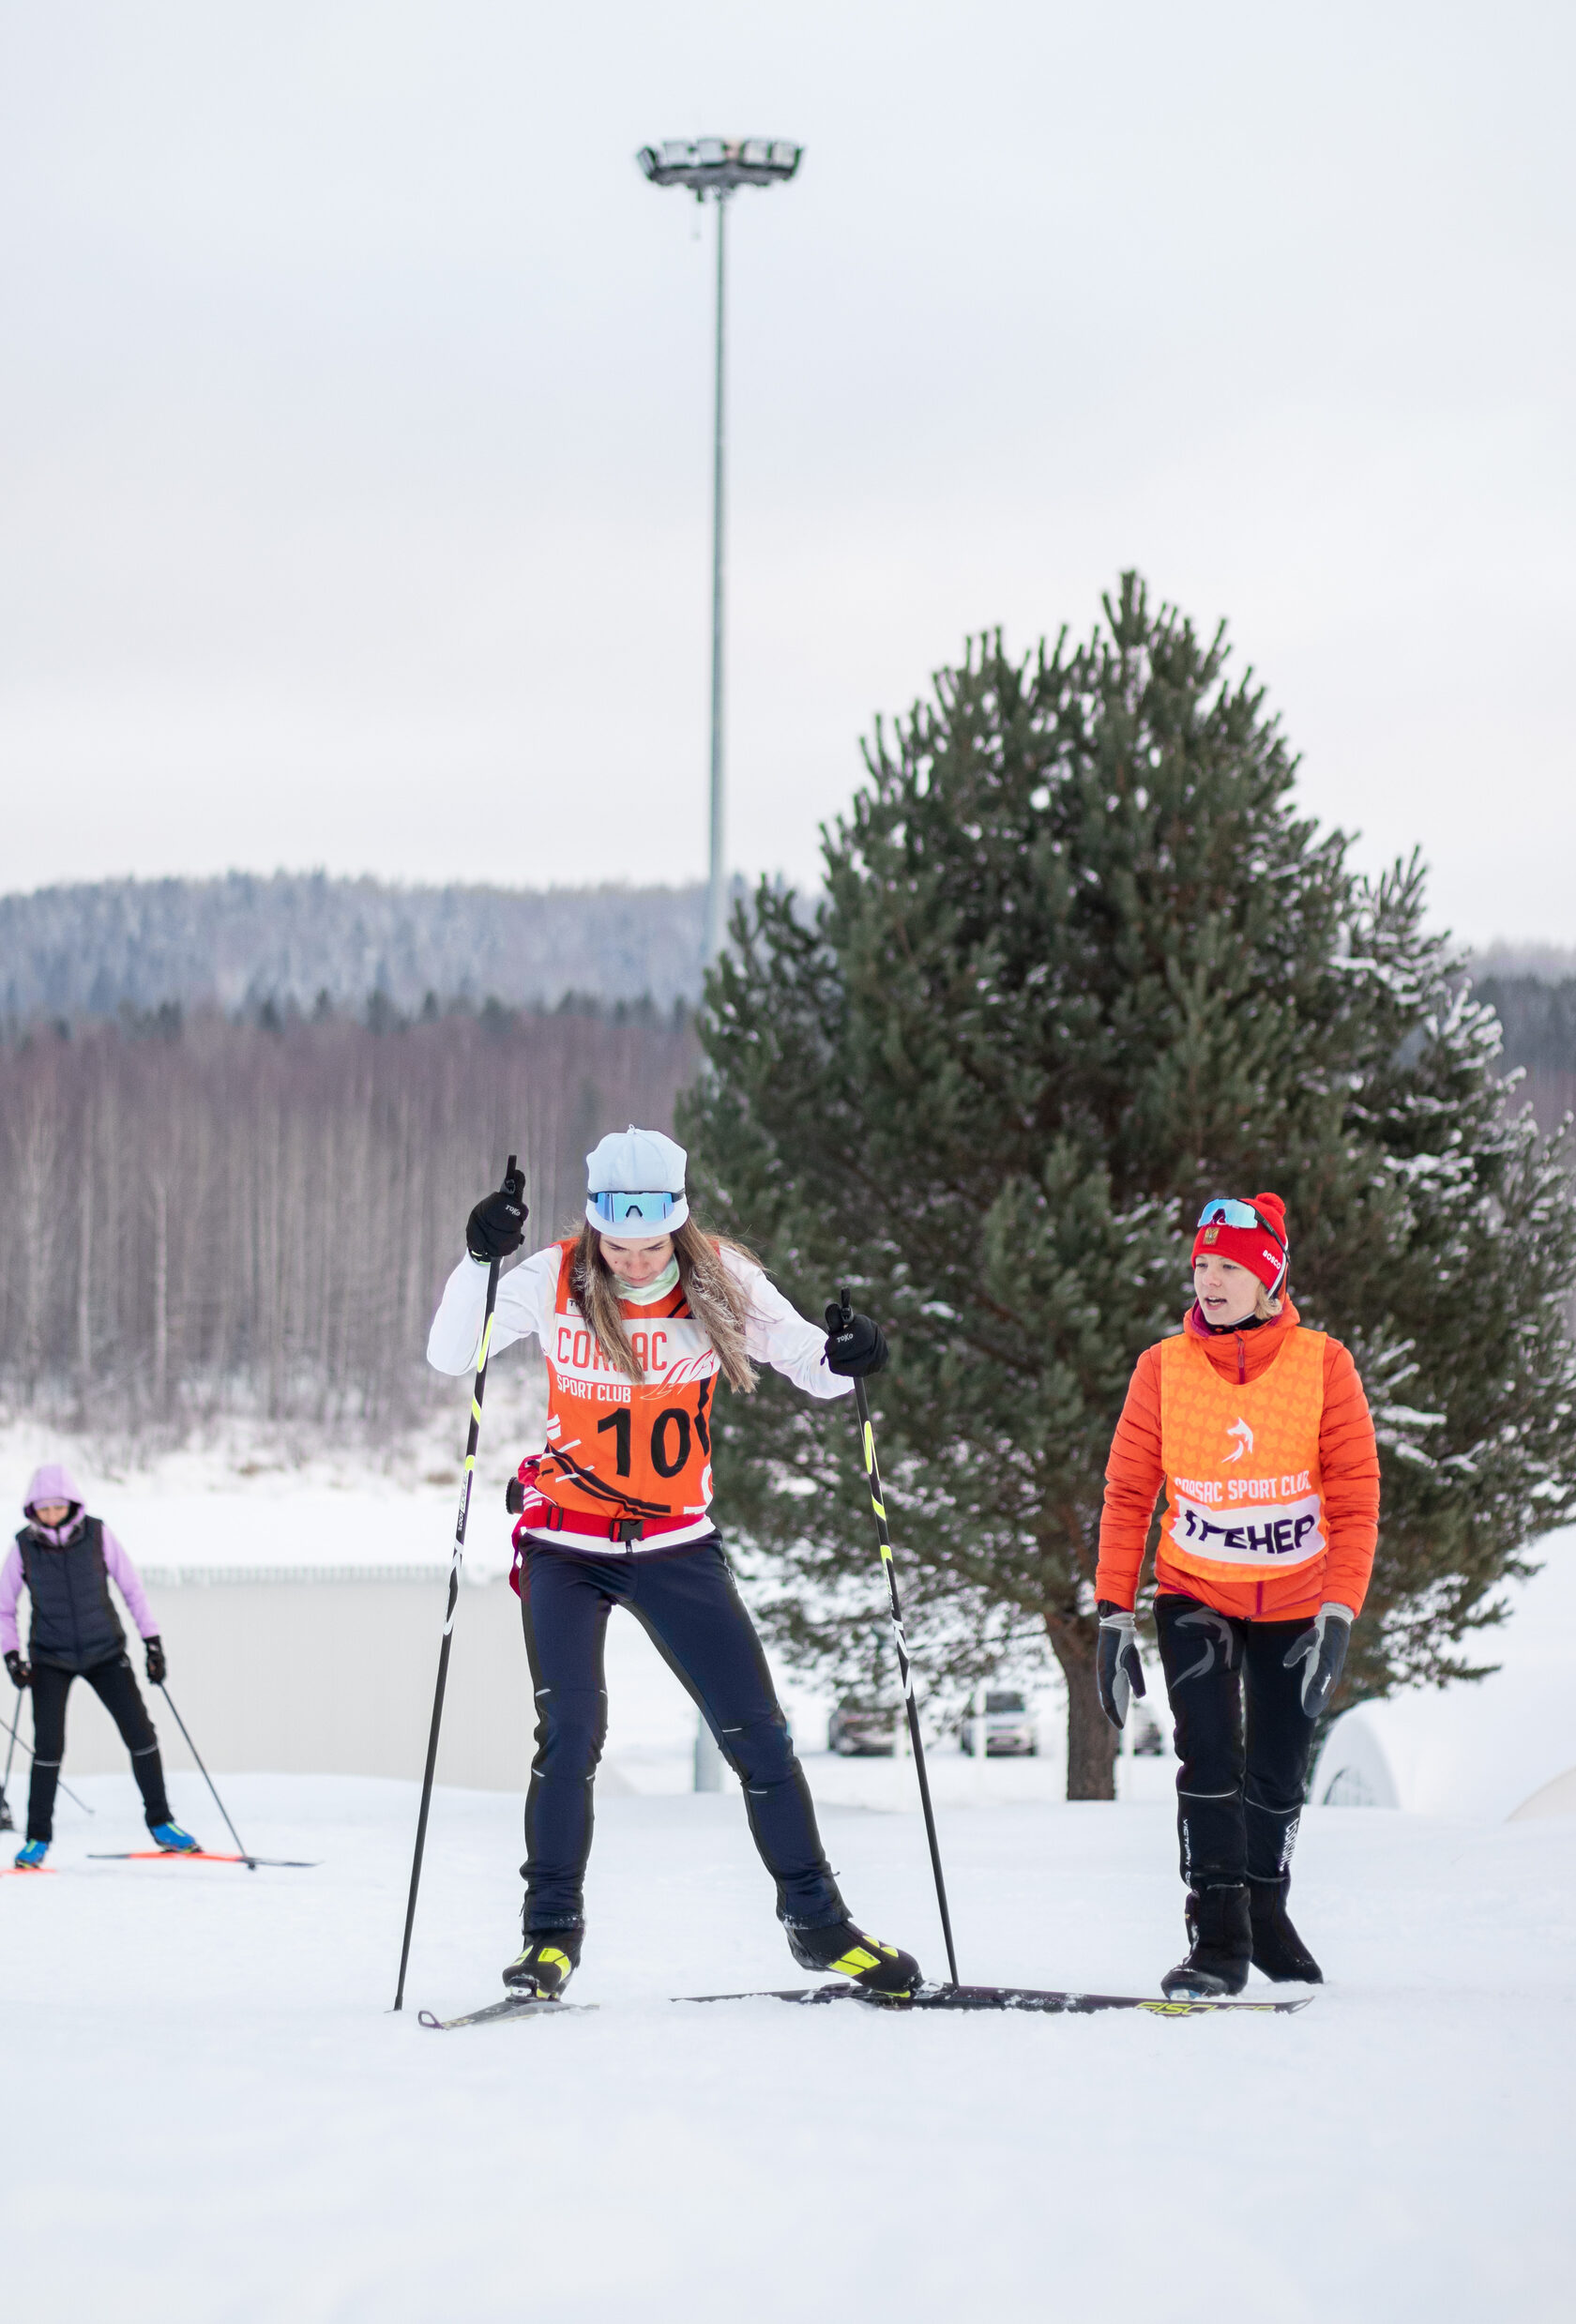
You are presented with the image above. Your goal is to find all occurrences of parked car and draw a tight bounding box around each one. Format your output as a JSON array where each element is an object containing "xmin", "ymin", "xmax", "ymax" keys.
[
  {"xmin": 828, "ymin": 1699, "xmax": 900, "ymax": 1756},
  {"xmin": 959, "ymin": 1686, "xmax": 1038, "ymax": 1756}
]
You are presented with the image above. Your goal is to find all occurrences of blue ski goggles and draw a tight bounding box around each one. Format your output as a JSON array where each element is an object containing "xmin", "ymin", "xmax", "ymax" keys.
[
  {"xmin": 1197, "ymin": 1196, "xmax": 1286, "ymax": 1249},
  {"xmin": 588, "ymin": 1189, "xmax": 682, "ymax": 1228}
]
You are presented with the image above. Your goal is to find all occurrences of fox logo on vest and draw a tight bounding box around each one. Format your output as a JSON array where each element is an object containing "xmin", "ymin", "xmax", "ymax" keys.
[{"xmin": 1223, "ymin": 1418, "xmax": 1254, "ymax": 1463}]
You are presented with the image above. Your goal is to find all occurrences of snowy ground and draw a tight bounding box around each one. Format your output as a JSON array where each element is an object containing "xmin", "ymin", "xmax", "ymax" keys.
[
  {"xmin": 3, "ymin": 1770, "xmax": 1572, "ymax": 2324},
  {"xmin": 3, "ymin": 1420, "xmax": 1573, "ymax": 2317}
]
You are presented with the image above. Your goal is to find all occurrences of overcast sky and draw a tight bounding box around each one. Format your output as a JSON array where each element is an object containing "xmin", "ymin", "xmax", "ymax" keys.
[{"xmin": 2, "ymin": 1, "xmax": 1571, "ymax": 950}]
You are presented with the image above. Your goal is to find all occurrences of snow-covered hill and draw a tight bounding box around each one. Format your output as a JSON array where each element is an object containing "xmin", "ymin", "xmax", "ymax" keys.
[{"xmin": 0, "ymin": 871, "xmax": 709, "ymax": 1018}]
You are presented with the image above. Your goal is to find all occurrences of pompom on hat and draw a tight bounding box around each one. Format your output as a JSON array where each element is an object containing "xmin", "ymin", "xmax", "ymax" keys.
[
  {"xmin": 584, "ymin": 1125, "xmax": 690, "ymax": 1243},
  {"xmin": 1191, "ymin": 1192, "xmax": 1289, "ymax": 1297}
]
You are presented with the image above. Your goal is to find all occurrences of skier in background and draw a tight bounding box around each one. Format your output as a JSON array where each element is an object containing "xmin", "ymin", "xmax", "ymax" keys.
[
  {"xmin": 1094, "ymin": 1195, "xmax": 1379, "ymax": 1996},
  {"xmin": 428, "ymin": 1127, "xmax": 920, "ymax": 2001},
  {"xmin": 1, "ymin": 1463, "xmax": 200, "ymax": 1867}
]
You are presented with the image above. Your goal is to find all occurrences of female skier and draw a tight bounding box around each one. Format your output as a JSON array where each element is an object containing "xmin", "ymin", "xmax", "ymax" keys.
[
  {"xmin": 427, "ymin": 1127, "xmax": 920, "ymax": 2001},
  {"xmin": 1094, "ymin": 1194, "xmax": 1379, "ymax": 1996},
  {"xmin": 1, "ymin": 1463, "xmax": 199, "ymax": 1866}
]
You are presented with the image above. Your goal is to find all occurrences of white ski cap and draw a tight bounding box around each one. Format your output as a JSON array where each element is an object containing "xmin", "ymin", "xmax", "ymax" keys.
[{"xmin": 584, "ymin": 1125, "xmax": 690, "ymax": 1241}]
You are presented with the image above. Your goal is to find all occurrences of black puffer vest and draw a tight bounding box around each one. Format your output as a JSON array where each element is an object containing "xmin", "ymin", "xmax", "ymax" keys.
[{"xmin": 17, "ymin": 1516, "xmax": 126, "ymax": 1672}]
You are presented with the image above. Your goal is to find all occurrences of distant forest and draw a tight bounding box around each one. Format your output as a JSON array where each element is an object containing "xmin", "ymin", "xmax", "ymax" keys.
[
  {"xmin": 1472, "ymin": 976, "xmax": 1576, "ymax": 1131},
  {"xmin": 0, "ymin": 998, "xmax": 699, "ymax": 1434},
  {"xmin": 0, "ymin": 873, "xmax": 710, "ymax": 1021},
  {"xmin": 0, "ymin": 873, "xmax": 1570, "ymax": 1439}
]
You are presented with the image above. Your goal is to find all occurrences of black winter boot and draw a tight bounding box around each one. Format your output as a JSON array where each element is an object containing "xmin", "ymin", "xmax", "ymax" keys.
[
  {"xmin": 786, "ymin": 1918, "xmax": 921, "ymax": 1997},
  {"xmin": 1249, "ymin": 1876, "xmax": 1324, "ymax": 1982},
  {"xmin": 1161, "ymin": 1883, "xmax": 1251, "ymax": 1997},
  {"xmin": 502, "ymin": 1927, "xmax": 582, "ymax": 1998}
]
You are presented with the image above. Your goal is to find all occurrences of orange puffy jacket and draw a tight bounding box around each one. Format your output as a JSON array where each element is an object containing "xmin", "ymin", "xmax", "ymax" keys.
[{"xmin": 1095, "ymin": 1298, "xmax": 1380, "ymax": 1621}]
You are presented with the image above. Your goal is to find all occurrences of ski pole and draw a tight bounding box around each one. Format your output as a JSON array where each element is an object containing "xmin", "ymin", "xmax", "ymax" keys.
[
  {"xmin": 1, "ymin": 1687, "xmax": 21, "ymax": 1828},
  {"xmin": 157, "ymin": 1681, "xmax": 254, "ymax": 1867},
  {"xmin": 393, "ymin": 1152, "xmax": 518, "ymax": 2012},
  {"xmin": 0, "ymin": 1714, "xmax": 95, "ymax": 1815},
  {"xmin": 835, "ymin": 1287, "xmax": 961, "ymax": 1987}
]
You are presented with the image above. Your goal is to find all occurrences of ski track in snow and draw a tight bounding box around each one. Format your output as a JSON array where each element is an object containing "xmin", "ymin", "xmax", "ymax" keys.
[{"xmin": 1, "ymin": 1774, "xmax": 1571, "ymax": 2323}]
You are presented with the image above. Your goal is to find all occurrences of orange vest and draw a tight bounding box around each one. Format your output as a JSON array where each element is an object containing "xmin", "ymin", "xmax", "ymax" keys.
[
  {"xmin": 1158, "ymin": 1326, "xmax": 1327, "ymax": 1587},
  {"xmin": 536, "ymin": 1242, "xmax": 718, "ymax": 1525}
]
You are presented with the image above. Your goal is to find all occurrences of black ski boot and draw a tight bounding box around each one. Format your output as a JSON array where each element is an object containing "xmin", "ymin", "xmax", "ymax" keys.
[
  {"xmin": 1161, "ymin": 1883, "xmax": 1251, "ymax": 1998},
  {"xmin": 787, "ymin": 1918, "xmax": 921, "ymax": 1997},
  {"xmin": 502, "ymin": 1928, "xmax": 582, "ymax": 1999},
  {"xmin": 1250, "ymin": 1876, "xmax": 1324, "ymax": 1983}
]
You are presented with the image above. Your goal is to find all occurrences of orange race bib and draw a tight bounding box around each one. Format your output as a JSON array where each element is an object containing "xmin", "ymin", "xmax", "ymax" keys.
[
  {"xmin": 537, "ymin": 1243, "xmax": 719, "ymax": 1524},
  {"xmin": 1158, "ymin": 1327, "xmax": 1326, "ymax": 1582}
]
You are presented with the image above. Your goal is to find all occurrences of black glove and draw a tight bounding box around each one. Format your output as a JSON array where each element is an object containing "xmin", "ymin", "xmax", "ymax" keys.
[
  {"xmin": 1282, "ymin": 1602, "xmax": 1353, "ymax": 1719},
  {"xmin": 465, "ymin": 1165, "xmax": 528, "ymax": 1265},
  {"xmin": 5, "ymin": 1650, "xmax": 31, "ymax": 1691},
  {"xmin": 824, "ymin": 1298, "xmax": 888, "ymax": 1377},
  {"xmin": 144, "ymin": 1636, "xmax": 166, "ymax": 1686},
  {"xmin": 1096, "ymin": 1602, "xmax": 1146, "ymax": 1730}
]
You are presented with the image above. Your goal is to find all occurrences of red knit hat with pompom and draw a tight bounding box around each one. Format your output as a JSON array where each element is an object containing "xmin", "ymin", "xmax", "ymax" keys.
[{"xmin": 1191, "ymin": 1192, "xmax": 1289, "ymax": 1295}]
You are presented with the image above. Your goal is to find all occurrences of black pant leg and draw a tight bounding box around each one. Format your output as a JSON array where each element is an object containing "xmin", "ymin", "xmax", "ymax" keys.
[
  {"xmin": 26, "ymin": 1665, "xmax": 71, "ymax": 1844},
  {"xmin": 517, "ymin": 1547, "xmax": 616, "ymax": 1931},
  {"xmin": 1241, "ymin": 1617, "xmax": 1320, "ymax": 1883},
  {"xmin": 1154, "ymin": 1594, "xmax": 1250, "ymax": 1889},
  {"xmin": 628, "ymin": 1541, "xmax": 845, "ymax": 1929},
  {"xmin": 83, "ymin": 1654, "xmax": 172, "ymax": 1829}
]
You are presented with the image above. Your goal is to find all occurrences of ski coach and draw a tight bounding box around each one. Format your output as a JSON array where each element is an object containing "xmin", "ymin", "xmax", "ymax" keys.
[
  {"xmin": 427, "ymin": 1126, "xmax": 922, "ymax": 2004},
  {"xmin": 1094, "ymin": 1193, "xmax": 1380, "ymax": 1997}
]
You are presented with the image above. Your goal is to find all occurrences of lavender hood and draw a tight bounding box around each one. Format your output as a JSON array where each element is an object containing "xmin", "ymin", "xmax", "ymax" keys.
[{"xmin": 23, "ymin": 1462, "xmax": 85, "ymax": 1544}]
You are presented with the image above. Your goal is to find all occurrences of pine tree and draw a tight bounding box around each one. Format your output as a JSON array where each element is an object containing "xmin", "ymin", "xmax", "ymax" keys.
[{"xmin": 681, "ymin": 575, "xmax": 1576, "ymax": 1798}]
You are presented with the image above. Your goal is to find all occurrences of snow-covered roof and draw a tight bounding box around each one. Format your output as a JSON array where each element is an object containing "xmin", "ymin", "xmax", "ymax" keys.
[{"xmin": 1312, "ymin": 1527, "xmax": 1576, "ymax": 1820}]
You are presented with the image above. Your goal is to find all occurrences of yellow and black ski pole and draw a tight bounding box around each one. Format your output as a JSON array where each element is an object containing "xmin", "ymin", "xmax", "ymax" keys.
[
  {"xmin": 393, "ymin": 1153, "xmax": 519, "ymax": 2011},
  {"xmin": 836, "ymin": 1287, "xmax": 960, "ymax": 1986}
]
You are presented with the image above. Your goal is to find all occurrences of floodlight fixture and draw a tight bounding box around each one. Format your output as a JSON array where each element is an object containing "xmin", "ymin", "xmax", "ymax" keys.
[
  {"xmin": 637, "ymin": 137, "xmax": 803, "ymax": 198},
  {"xmin": 638, "ymin": 137, "xmax": 804, "ymax": 962}
]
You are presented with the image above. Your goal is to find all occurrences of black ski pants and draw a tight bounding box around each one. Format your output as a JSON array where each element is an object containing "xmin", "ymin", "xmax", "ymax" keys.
[
  {"xmin": 27, "ymin": 1652, "xmax": 171, "ymax": 1844},
  {"xmin": 517, "ymin": 1536, "xmax": 845, "ymax": 1934},
  {"xmin": 1154, "ymin": 1593, "xmax": 1320, "ymax": 1892}
]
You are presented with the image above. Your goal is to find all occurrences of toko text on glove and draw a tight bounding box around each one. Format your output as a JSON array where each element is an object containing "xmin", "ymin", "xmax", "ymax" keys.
[
  {"xmin": 823, "ymin": 1299, "xmax": 888, "ymax": 1377},
  {"xmin": 144, "ymin": 1636, "xmax": 167, "ymax": 1686},
  {"xmin": 5, "ymin": 1650, "xmax": 31, "ymax": 1691},
  {"xmin": 465, "ymin": 1165, "xmax": 529, "ymax": 1265}
]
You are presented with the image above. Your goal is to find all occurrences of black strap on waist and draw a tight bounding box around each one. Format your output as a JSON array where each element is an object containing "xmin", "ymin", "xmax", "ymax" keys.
[{"xmin": 531, "ymin": 1503, "xmax": 645, "ymax": 1545}]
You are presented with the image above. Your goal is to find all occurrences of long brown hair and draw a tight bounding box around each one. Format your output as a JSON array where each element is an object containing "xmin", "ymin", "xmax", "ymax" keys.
[{"xmin": 570, "ymin": 1215, "xmax": 762, "ymax": 1392}]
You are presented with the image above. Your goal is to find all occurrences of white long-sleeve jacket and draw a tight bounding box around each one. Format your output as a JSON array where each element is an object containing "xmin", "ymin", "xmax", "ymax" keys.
[{"xmin": 427, "ymin": 1242, "xmax": 852, "ymax": 1548}]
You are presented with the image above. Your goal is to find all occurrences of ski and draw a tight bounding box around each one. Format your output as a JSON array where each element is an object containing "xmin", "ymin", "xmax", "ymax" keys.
[
  {"xmin": 417, "ymin": 1995, "xmax": 597, "ymax": 2031},
  {"xmin": 86, "ymin": 1850, "xmax": 319, "ymax": 1868},
  {"xmin": 0, "ymin": 1866, "xmax": 57, "ymax": 1877},
  {"xmin": 677, "ymin": 1981, "xmax": 1313, "ymax": 2016}
]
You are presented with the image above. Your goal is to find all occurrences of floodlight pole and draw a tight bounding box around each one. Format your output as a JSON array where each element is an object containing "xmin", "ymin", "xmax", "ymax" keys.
[
  {"xmin": 637, "ymin": 137, "xmax": 802, "ymax": 969},
  {"xmin": 707, "ymin": 190, "xmax": 729, "ymax": 967}
]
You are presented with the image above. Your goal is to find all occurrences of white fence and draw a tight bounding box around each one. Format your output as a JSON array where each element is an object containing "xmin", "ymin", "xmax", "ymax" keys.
[{"xmin": 30, "ymin": 1572, "xmax": 535, "ymax": 1792}]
